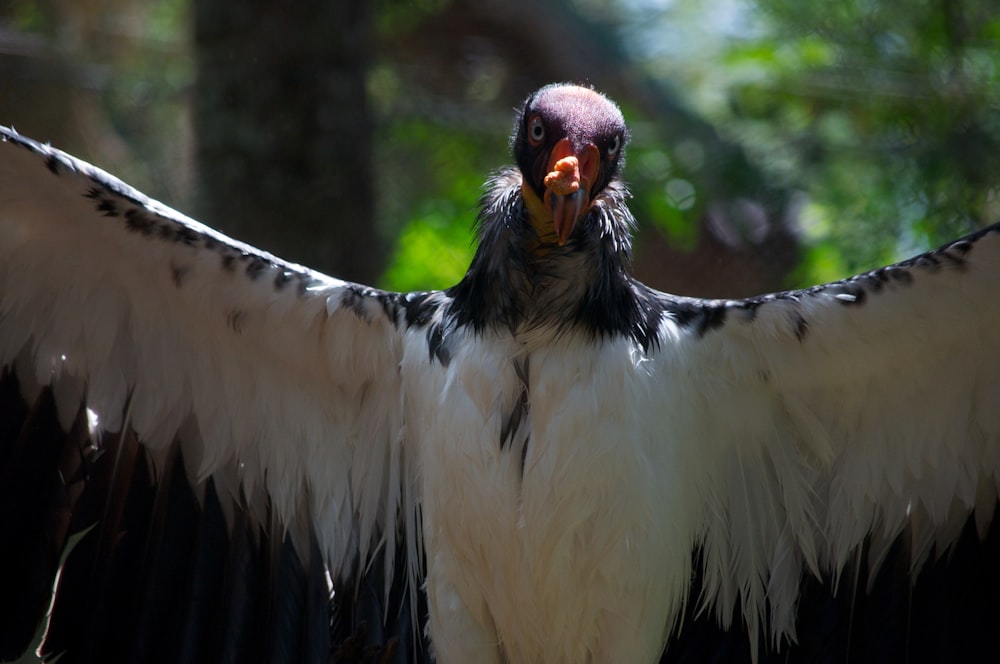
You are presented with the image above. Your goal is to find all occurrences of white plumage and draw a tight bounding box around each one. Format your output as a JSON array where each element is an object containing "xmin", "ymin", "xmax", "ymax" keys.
[{"xmin": 2, "ymin": 84, "xmax": 1000, "ymax": 664}]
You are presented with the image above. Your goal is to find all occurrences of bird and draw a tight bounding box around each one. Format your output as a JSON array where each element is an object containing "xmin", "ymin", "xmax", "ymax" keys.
[{"xmin": 1, "ymin": 82, "xmax": 1000, "ymax": 664}]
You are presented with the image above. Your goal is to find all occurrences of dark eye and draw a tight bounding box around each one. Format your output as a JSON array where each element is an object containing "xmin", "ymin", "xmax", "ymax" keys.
[
  {"xmin": 528, "ymin": 116, "xmax": 545, "ymax": 144},
  {"xmin": 607, "ymin": 134, "xmax": 621, "ymax": 157}
]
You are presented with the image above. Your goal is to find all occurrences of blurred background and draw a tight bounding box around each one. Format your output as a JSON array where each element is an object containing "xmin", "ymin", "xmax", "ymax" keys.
[{"xmin": 1, "ymin": 0, "xmax": 998, "ymax": 297}]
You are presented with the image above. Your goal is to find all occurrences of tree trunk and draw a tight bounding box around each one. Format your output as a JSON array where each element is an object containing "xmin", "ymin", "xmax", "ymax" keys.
[{"xmin": 193, "ymin": 0, "xmax": 383, "ymax": 283}]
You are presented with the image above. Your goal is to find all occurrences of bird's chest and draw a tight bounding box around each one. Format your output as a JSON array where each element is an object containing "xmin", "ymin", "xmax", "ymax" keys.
[{"xmin": 401, "ymin": 328, "xmax": 685, "ymax": 661}]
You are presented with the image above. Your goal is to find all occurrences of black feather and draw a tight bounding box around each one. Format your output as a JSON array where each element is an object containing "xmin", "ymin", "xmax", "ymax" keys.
[{"xmin": 0, "ymin": 377, "xmax": 86, "ymax": 659}]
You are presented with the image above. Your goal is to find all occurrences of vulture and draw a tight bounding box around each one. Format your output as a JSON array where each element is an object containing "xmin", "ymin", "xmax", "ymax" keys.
[{"xmin": 1, "ymin": 83, "xmax": 1000, "ymax": 664}]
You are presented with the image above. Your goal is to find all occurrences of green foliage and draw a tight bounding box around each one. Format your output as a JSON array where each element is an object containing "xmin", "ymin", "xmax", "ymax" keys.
[
  {"xmin": 101, "ymin": 2, "xmax": 192, "ymax": 200},
  {"xmin": 725, "ymin": 0, "xmax": 1000, "ymax": 277},
  {"xmin": 619, "ymin": 0, "xmax": 1000, "ymax": 286},
  {"xmin": 629, "ymin": 147, "xmax": 702, "ymax": 249},
  {"xmin": 376, "ymin": 114, "xmax": 504, "ymax": 291},
  {"xmin": 5, "ymin": 0, "xmax": 46, "ymax": 32},
  {"xmin": 381, "ymin": 201, "xmax": 476, "ymax": 291}
]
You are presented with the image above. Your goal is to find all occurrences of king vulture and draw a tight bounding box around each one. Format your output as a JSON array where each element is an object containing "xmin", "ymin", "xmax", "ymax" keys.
[{"xmin": 1, "ymin": 83, "xmax": 1000, "ymax": 664}]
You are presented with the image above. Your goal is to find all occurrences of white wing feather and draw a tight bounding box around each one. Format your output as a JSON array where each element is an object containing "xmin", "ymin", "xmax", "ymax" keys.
[
  {"xmin": 646, "ymin": 231, "xmax": 1000, "ymax": 650},
  {"xmin": 0, "ymin": 126, "xmax": 409, "ymax": 581}
]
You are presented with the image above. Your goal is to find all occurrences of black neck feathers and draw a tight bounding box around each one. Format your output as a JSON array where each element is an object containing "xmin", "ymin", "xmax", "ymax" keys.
[{"xmin": 447, "ymin": 168, "xmax": 661, "ymax": 350}]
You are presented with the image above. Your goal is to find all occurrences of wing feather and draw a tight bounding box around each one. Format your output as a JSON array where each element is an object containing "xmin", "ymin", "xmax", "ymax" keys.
[
  {"xmin": 647, "ymin": 223, "xmax": 1000, "ymax": 649},
  {"xmin": 0, "ymin": 126, "xmax": 413, "ymax": 609}
]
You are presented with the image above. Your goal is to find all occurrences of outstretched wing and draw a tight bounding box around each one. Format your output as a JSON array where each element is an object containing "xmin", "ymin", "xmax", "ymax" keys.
[
  {"xmin": 0, "ymin": 127, "xmax": 422, "ymax": 661},
  {"xmin": 644, "ymin": 224, "xmax": 1000, "ymax": 658}
]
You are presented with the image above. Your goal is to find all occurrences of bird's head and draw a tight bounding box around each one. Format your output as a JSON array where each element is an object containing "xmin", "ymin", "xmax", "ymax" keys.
[{"xmin": 512, "ymin": 83, "xmax": 628, "ymax": 246}]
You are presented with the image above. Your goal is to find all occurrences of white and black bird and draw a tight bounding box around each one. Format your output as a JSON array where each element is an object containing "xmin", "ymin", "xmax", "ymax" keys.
[{"xmin": 2, "ymin": 84, "xmax": 1000, "ymax": 664}]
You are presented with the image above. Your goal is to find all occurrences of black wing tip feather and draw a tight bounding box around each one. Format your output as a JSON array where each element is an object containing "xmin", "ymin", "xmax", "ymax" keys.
[
  {"xmin": 0, "ymin": 361, "xmax": 424, "ymax": 663},
  {"xmin": 0, "ymin": 372, "xmax": 94, "ymax": 660},
  {"xmin": 665, "ymin": 505, "xmax": 1000, "ymax": 664}
]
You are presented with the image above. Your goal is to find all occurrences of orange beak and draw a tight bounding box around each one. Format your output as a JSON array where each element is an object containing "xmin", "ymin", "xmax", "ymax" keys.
[{"xmin": 542, "ymin": 138, "xmax": 600, "ymax": 245}]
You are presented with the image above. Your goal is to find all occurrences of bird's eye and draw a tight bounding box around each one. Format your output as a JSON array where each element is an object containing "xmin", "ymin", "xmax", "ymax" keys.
[
  {"xmin": 607, "ymin": 135, "xmax": 621, "ymax": 157},
  {"xmin": 528, "ymin": 116, "xmax": 545, "ymax": 145}
]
